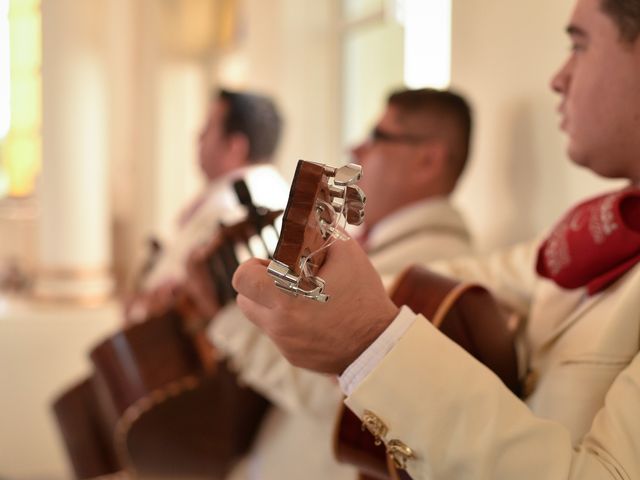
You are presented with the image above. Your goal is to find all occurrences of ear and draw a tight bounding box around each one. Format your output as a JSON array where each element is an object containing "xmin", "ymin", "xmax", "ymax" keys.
[
  {"xmin": 412, "ymin": 141, "xmax": 447, "ymax": 185},
  {"xmin": 226, "ymin": 132, "xmax": 251, "ymax": 167}
]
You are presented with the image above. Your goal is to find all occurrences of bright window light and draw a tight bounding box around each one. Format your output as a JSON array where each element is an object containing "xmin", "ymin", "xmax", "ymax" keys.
[
  {"xmin": 0, "ymin": 0, "xmax": 10, "ymax": 139},
  {"xmin": 402, "ymin": 0, "xmax": 451, "ymax": 89}
]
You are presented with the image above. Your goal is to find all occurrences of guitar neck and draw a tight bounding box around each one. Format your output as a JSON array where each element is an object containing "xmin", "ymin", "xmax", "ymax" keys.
[{"xmin": 267, "ymin": 160, "xmax": 365, "ymax": 302}]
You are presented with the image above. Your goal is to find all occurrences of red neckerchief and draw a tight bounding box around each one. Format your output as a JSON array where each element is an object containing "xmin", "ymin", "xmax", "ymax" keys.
[{"xmin": 536, "ymin": 187, "xmax": 640, "ymax": 295}]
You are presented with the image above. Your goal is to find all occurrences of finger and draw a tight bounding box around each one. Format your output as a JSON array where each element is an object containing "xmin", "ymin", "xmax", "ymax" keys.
[
  {"xmin": 153, "ymin": 279, "xmax": 181, "ymax": 299},
  {"xmin": 250, "ymin": 257, "xmax": 270, "ymax": 267},
  {"xmin": 124, "ymin": 297, "xmax": 149, "ymax": 325},
  {"xmin": 236, "ymin": 294, "xmax": 275, "ymax": 330},
  {"xmin": 325, "ymin": 237, "xmax": 362, "ymax": 264},
  {"xmin": 316, "ymin": 238, "xmax": 367, "ymax": 287},
  {"xmin": 232, "ymin": 258, "xmax": 279, "ymax": 309}
]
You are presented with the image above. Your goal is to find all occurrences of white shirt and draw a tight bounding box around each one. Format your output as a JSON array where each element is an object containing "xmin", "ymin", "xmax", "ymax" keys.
[{"xmin": 143, "ymin": 164, "xmax": 288, "ymax": 290}]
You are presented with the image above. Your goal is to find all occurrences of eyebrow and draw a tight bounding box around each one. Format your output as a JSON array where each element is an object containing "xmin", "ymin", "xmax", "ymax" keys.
[{"xmin": 566, "ymin": 24, "xmax": 588, "ymax": 38}]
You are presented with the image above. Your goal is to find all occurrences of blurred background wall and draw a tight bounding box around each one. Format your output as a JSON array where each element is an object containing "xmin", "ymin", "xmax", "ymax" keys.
[{"xmin": 0, "ymin": 0, "xmax": 626, "ymax": 478}]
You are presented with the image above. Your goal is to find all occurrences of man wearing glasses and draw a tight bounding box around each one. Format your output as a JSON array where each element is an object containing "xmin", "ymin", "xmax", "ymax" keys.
[
  {"xmin": 351, "ymin": 88, "xmax": 474, "ymax": 284},
  {"xmin": 233, "ymin": 1, "xmax": 640, "ymax": 478},
  {"xmin": 210, "ymin": 88, "xmax": 476, "ymax": 480}
]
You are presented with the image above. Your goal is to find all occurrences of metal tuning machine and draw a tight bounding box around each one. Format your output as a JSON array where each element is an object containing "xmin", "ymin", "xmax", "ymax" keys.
[
  {"xmin": 267, "ymin": 259, "xmax": 329, "ymax": 302},
  {"xmin": 267, "ymin": 162, "xmax": 366, "ymax": 303},
  {"xmin": 319, "ymin": 163, "xmax": 366, "ymax": 239}
]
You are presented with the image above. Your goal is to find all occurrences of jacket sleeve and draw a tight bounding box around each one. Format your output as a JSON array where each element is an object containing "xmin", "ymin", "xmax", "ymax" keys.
[{"xmin": 345, "ymin": 316, "xmax": 640, "ymax": 480}]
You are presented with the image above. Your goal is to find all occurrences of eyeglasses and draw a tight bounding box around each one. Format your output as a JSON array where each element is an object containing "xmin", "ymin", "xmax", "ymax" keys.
[{"xmin": 368, "ymin": 127, "xmax": 431, "ymax": 145}]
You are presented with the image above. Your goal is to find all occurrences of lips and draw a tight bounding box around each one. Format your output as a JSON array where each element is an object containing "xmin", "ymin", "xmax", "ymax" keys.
[
  {"xmin": 560, "ymin": 116, "xmax": 568, "ymax": 131},
  {"xmin": 557, "ymin": 103, "xmax": 567, "ymax": 131}
]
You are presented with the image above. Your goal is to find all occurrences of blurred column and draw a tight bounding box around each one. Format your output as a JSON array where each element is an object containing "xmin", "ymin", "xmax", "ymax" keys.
[{"xmin": 34, "ymin": 0, "xmax": 112, "ymax": 303}]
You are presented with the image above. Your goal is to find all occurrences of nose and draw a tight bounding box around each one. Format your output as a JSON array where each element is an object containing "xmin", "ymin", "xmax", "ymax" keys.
[
  {"xmin": 198, "ymin": 127, "xmax": 207, "ymax": 144},
  {"xmin": 350, "ymin": 141, "xmax": 369, "ymax": 165},
  {"xmin": 550, "ymin": 56, "xmax": 573, "ymax": 95}
]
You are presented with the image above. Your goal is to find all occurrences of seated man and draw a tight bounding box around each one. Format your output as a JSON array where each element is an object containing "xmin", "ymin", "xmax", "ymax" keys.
[
  {"xmin": 205, "ymin": 87, "xmax": 476, "ymax": 479},
  {"xmin": 232, "ymin": 0, "xmax": 640, "ymax": 478},
  {"xmin": 128, "ymin": 88, "xmax": 288, "ymax": 320},
  {"xmin": 351, "ymin": 88, "xmax": 473, "ymax": 282}
]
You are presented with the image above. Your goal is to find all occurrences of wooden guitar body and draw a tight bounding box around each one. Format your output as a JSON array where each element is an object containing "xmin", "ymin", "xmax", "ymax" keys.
[
  {"xmin": 53, "ymin": 183, "xmax": 279, "ymax": 479},
  {"xmin": 53, "ymin": 378, "xmax": 121, "ymax": 479},
  {"xmin": 52, "ymin": 163, "xmax": 367, "ymax": 479},
  {"xmin": 334, "ymin": 265, "xmax": 521, "ymax": 480},
  {"xmin": 53, "ymin": 312, "xmax": 270, "ymax": 479}
]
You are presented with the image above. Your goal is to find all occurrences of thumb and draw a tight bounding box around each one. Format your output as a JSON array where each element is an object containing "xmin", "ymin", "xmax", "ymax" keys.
[{"xmin": 232, "ymin": 258, "xmax": 276, "ymax": 308}]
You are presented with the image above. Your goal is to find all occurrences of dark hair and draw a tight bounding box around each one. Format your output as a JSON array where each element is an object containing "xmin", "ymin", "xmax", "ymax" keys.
[
  {"xmin": 600, "ymin": 0, "xmax": 640, "ymax": 42},
  {"xmin": 387, "ymin": 88, "xmax": 473, "ymax": 183},
  {"xmin": 217, "ymin": 89, "xmax": 283, "ymax": 163}
]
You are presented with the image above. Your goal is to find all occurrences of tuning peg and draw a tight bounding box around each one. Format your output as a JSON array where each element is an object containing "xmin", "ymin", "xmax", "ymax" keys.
[
  {"xmin": 344, "ymin": 201, "xmax": 365, "ymax": 225},
  {"xmin": 345, "ymin": 185, "xmax": 366, "ymax": 205},
  {"xmin": 267, "ymin": 259, "xmax": 329, "ymax": 302},
  {"xmin": 346, "ymin": 207, "xmax": 365, "ymax": 226},
  {"xmin": 333, "ymin": 164, "xmax": 362, "ymax": 186},
  {"xmin": 330, "ymin": 202, "xmax": 364, "ymax": 225},
  {"xmin": 343, "ymin": 185, "xmax": 365, "ymax": 226},
  {"xmin": 328, "ymin": 185, "xmax": 343, "ymax": 198},
  {"xmin": 331, "ymin": 199, "xmax": 344, "ymax": 213}
]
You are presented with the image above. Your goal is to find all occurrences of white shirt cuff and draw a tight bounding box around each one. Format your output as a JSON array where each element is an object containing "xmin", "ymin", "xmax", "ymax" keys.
[{"xmin": 338, "ymin": 305, "xmax": 417, "ymax": 396}]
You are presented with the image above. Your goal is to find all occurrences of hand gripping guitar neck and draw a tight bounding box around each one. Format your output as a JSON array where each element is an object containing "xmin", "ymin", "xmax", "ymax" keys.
[{"xmin": 267, "ymin": 160, "xmax": 366, "ymax": 302}]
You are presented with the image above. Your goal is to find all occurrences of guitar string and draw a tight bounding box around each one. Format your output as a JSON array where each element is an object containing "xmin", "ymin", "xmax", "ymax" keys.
[{"xmin": 299, "ymin": 196, "xmax": 350, "ymax": 281}]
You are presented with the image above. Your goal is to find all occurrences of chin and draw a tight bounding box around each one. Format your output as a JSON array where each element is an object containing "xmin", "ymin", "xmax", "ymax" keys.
[
  {"xmin": 570, "ymin": 154, "xmax": 629, "ymax": 181},
  {"xmin": 567, "ymin": 138, "xmax": 597, "ymax": 166},
  {"xmin": 567, "ymin": 145, "xmax": 588, "ymax": 168},
  {"xmin": 568, "ymin": 153, "xmax": 603, "ymax": 177}
]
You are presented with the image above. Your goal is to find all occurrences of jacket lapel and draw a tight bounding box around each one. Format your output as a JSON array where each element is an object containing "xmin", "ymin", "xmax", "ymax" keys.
[{"xmin": 531, "ymin": 281, "xmax": 605, "ymax": 348}]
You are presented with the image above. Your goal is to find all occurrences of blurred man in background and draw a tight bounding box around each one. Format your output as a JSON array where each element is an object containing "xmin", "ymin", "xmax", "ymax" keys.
[
  {"xmin": 206, "ymin": 87, "xmax": 476, "ymax": 479},
  {"xmin": 232, "ymin": 1, "xmax": 640, "ymax": 478},
  {"xmin": 127, "ymin": 88, "xmax": 287, "ymax": 320}
]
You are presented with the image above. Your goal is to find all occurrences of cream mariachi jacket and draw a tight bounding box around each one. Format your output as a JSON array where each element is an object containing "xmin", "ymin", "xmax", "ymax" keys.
[
  {"xmin": 365, "ymin": 197, "xmax": 472, "ymax": 287},
  {"xmin": 345, "ymin": 238, "xmax": 640, "ymax": 480},
  {"xmin": 142, "ymin": 164, "xmax": 288, "ymax": 291},
  {"xmin": 210, "ymin": 197, "xmax": 473, "ymax": 480}
]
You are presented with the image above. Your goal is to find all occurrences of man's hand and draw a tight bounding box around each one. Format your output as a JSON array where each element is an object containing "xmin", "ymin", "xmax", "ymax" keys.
[
  {"xmin": 123, "ymin": 280, "xmax": 179, "ymax": 325},
  {"xmin": 232, "ymin": 238, "xmax": 400, "ymax": 375}
]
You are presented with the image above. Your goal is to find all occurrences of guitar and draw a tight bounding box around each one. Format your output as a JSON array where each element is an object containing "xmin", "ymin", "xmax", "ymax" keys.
[
  {"xmin": 333, "ymin": 266, "xmax": 521, "ymax": 480},
  {"xmin": 266, "ymin": 163, "xmax": 521, "ymax": 480},
  {"xmin": 52, "ymin": 181, "xmax": 281, "ymax": 480},
  {"xmin": 267, "ymin": 159, "xmax": 365, "ymax": 302}
]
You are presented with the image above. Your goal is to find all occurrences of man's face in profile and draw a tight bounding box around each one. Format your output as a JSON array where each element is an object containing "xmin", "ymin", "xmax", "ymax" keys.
[
  {"xmin": 198, "ymin": 98, "xmax": 231, "ymax": 181},
  {"xmin": 551, "ymin": 0, "xmax": 640, "ymax": 182},
  {"xmin": 351, "ymin": 104, "xmax": 435, "ymax": 229}
]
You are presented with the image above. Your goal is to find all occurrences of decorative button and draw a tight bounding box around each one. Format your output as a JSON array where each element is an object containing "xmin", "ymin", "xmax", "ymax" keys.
[
  {"xmin": 361, "ymin": 410, "xmax": 415, "ymax": 471},
  {"xmin": 361, "ymin": 410, "xmax": 388, "ymax": 446},
  {"xmin": 387, "ymin": 439, "xmax": 414, "ymax": 469}
]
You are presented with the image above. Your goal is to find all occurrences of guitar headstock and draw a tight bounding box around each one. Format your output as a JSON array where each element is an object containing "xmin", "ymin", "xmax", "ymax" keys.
[{"xmin": 267, "ymin": 160, "xmax": 365, "ymax": 302}]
